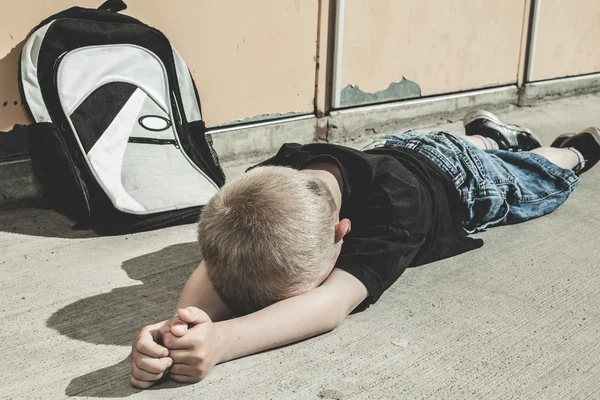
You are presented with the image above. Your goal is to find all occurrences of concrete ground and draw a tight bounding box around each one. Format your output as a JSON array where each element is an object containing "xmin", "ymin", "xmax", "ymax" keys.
[{"xmin": 1, "ymin": 93, "xmax": 600, "ymax": 399}]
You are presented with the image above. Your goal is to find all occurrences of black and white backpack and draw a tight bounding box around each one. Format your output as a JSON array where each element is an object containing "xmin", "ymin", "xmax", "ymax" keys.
[{"xmin": 20, "ymin": 0, "xmax": 225, "ymax": 234}]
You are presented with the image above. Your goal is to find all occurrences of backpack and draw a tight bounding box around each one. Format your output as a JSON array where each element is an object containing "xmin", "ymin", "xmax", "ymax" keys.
[{"xmin": 19, "ymin": 0, "xmax": 225, "ymax": 234}]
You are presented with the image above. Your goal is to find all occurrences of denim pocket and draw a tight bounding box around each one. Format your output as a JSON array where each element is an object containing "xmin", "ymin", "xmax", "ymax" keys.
[
  {"xmin": 410, "ymin": 140, "xmax": 467, "ymax": 188},
  {"xmin": 464, "ymin": 191, "xmax": 509, "ymax": 233}
]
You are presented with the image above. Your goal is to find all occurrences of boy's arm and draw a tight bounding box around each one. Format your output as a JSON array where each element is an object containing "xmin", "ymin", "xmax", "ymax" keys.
[
  {"xmin": 217, "ymin": 267, "xmax": 368, "ymax": 361},
  {"xmin": 164, "ymin": 267, "xmax": 368, "ymax": 381},
  {"xmin": 176, "ymin": 260, "xmax": 233, "ymax": 321}
]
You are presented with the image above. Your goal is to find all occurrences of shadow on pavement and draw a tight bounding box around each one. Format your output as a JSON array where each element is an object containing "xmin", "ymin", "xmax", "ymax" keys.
[
  {"xmin": 46, "ymin": 242, "xmax": 200, "ymax": 397},
  {"xmin": 0, "ymin": 205, "xmax": 99, "ymax": 239},
  {"xmin": 65, "ymin": 355, "xmax": 184, "ymax": 398}
]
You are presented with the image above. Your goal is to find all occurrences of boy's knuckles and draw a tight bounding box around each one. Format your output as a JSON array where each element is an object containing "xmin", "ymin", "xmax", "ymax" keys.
[
  {"xmin": 139, "ymin": 325, "xmax": 153, "ymax": 335},
  {"xmin": 132, "ymin": 334, "xmax": 145, "ymax": 347},
  {"xmin": 193, "ymin": 350, "xmax": 208, "ymax": 361},
  {"xmin": 133, "ymin": 364, "xmax": 163, "ymax": 381},
  {"xmin": 134, "ymin": 336, "xmax": 149, "ymax": 350},
  {"xmin": 136, "ymin": 342, "xmax": 155, "ymax": 355},
  {"xmin": 132, "ymin": 351, "xmax": 145, "ymax": 366},
  {"xmin": 136, "ymin": 358, "xmax": 160, "ymax": 373}
]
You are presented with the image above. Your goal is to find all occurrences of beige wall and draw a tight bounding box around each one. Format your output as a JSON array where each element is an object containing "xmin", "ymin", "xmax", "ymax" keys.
[
  {"xmin": 339, "ymin": 0, "xmax": 527, "ymax": 106},
  {"xmin": 0, "ymin": 0, "xmax": 318, "ymax": 130},
  {"xmin": 529, "ymin": 0, "xmax": 600, "ymax": 82},
  {"xmin": 1, "ymin": 0, "xmax": 599, "ymax": 133}
]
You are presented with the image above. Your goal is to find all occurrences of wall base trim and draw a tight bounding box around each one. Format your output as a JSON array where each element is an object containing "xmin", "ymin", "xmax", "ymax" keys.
[{"xmin": 520, "ymin": 73, "xmax": 600, "ymax": 105}]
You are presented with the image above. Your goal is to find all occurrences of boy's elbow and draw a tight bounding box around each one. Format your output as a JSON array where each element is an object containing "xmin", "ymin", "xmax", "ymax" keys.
[
  {"xmin": 331, "ymin": 311, "xmax": 349, "ymax": 331},
  {"xmin": 320, "ymin": 268, "xmax": 368, "ymax": 330},
  {"xmin": 316, "ymin": 271, "xmax": 368, "ymax": 331},
  {"xmin": 332, "ymin": 293, "xmax": 366, "ymax": 329},
  {"xmin": 325, "ymin": 300, "xmax": 353, "ymax": 331}
]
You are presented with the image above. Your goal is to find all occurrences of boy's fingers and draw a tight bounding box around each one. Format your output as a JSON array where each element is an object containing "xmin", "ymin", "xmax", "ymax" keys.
[
  {"xmin": 158, "ymin": 321, "xmax": 172, "ymax": 336},
  {"xmin": 168, "ymin": 349, "xmax": 193, "ymax": 364},
  {"xmin": 130, "ymin": 376, "xmax": 156, "ymax": 389},
  {"xmin": 136, "ymin": 335, "xmax": 169, "ymax": 358},
  {"xmin": 132, "ymin": 363, "xmax": 165, "ymax": 382},
  {"xmin": 170, "ymin": 319, "xmax": 188, "ymax": 337},
  {"xmin": 170, "ymin": 373, "xmax": 201, "ymax": 383},
  {"xmin": 135, "ymin": 355, "xmax": 173, "ymax": 374},
  {"xmin": 162, "ymin": 332, "xmax": 196, "ymax": 350},
  {"xmin": 177, "ymin": 307, "xmax": 211, "ymax": 325}
]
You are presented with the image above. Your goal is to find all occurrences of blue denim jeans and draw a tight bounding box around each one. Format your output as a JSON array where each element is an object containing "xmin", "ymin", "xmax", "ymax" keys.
[{"xmin": 365, "ymin": 130, "xmax": 580, "ymax": 233}]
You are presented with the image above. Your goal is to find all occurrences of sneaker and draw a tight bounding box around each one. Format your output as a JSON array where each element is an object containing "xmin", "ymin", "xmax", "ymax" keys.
[
  {"xmin": 549, "ymin": 132, "xmax": 575, "ymax": 148},
  {"xmin": 551, "ymin": 127, "xmax": 600, "ymax": 174},
  {"xmin": 463, "ymin": 110, "xmax": 542, "ymax": 152}
]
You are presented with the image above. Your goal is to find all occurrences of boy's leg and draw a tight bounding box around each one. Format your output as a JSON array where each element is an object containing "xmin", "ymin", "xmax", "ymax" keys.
[
  {"xmin": 465, "ymin": 133, "xmax": 579, "ymax": 171},
  {"xmin": 364, "ymin": 129, "xmax": 582, "ymax": 232},
  {"xmin": 529, "ymin": 147, "xmax": 579, "ymax": 170},
  {"xmin": 466, "ymin": 124, "xmax": 599, "ymax": 173},
  {"xmin": 459, "ymin": 127, "xmax": 600, "ymax": 230},
  {"xmin": 463, "ymin": 111, "xmax": 600, "ymax": 173},
  {"xmin": 463, "ymin": 135, "xmax": 497, "ymax": 151}
]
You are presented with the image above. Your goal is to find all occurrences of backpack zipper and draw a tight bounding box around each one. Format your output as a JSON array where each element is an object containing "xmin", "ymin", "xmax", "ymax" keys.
[{"xmin": 128, "ymin": 137, "xmax": 179, "ymax": 148}]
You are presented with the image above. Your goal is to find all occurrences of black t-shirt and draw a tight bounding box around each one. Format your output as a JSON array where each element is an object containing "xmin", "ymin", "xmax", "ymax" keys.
[{"xmin": 254, "ymin": 143, "xmax": 483, "ymax": 306}]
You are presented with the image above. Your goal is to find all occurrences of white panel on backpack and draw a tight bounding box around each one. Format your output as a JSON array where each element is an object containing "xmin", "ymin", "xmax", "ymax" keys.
[
  {"xmin": 56, "ymin": 45, "xmax": 170, "ymax": 115},
  {"xmin": 172, "ymin": 48, "xmax": 202, "ymax": 122},
  {"xmin": 121, "ymin": 141, "xmax": 218, "ymax": 212},
  {"xmin": 87, "ymin": 89, "xmax": 147, "ymax": 213},
  {"xmin": 20, "ymin": 21, "xmax": 56, "ymax": 123}
]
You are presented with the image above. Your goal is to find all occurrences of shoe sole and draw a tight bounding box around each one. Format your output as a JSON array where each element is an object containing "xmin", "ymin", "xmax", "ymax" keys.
[{"xmin": 463, "ymin": 109, "xmax": 542, "ymax": 147}]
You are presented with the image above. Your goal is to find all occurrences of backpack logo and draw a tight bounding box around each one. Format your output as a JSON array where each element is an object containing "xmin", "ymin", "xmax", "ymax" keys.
[{"xmin": 138, "ymin": 115, "xmax": 171, "ymax": 132}]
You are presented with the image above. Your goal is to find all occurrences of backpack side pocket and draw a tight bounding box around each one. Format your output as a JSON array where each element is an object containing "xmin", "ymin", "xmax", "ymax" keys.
[
  {"xmin": 188, "ymin": 120, "xmax": 225, "ymax": 186},
  {"xmin": 27, "ymin": 122, "xmax": 91, "ymax": 222}
]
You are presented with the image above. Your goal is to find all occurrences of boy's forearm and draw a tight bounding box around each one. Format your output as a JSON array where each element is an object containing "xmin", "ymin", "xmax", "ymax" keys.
[
  {"xmin": 215, "ymin": 289, "xmax": 339, "ymax": 363},
  {"xmin": 177, "ymin": 260, "xmax": 232, "ymax": 322},
  {"xmin": 214, "ymin": 268, "xmax": 368, "ymax": 364}
]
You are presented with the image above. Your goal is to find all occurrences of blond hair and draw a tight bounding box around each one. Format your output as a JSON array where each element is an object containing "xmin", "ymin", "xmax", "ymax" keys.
[{"xmin": 198, "ymin": 166, "xmax": 337, "ymax": 314}]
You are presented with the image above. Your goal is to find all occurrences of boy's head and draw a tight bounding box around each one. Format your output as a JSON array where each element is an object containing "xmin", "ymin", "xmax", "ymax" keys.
[{"xmin": 198, "ymin": 166, "xmax": 344, "ymax": 315}]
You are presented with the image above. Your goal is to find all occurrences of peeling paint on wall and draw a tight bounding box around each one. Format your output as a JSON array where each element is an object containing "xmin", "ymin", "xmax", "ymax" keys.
[{"xmin": 340, "ymin": 77, "xmax": 422, "ymax": 107}]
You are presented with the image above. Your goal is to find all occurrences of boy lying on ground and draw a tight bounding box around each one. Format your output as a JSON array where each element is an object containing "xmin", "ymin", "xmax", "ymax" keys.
[{"xmin": 130, "ymin": 110, "xmax": 600, "ymax": 387}]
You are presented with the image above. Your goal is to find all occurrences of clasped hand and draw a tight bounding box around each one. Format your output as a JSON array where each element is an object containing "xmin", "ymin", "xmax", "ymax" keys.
[{"xmin": 130, "ymin": 307, "xmax": 221, "ymax": 388}]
